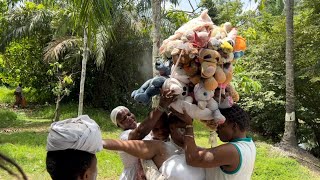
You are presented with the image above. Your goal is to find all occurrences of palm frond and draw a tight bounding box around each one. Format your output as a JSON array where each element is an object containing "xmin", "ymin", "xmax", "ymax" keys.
[
  {"xmin": 1, "ymin": 4, "xmax": 52, "ymax": 50},
  {"xmin": 43, "ymin": 37, "xmax": 81, "ymax": 62},
  {"xmin": 95, "ymin": 26, "xmax": 110, "ymax": 68}
]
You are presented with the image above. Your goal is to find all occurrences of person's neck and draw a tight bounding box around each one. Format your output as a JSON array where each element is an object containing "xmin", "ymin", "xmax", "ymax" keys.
[
  {"xmin": 172, "ymin": 139, "xmax": 184, "ymax": 148},
  {"xmin": 232, "ymin": 131, "xmax": 246, "ymax": 141}
]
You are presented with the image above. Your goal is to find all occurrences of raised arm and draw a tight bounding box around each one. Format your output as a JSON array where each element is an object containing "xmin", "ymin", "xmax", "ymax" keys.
[
  {"xmin": 128, "ymin": 90, "xmax": 175, "ymax": 140},
  {"xmin": 184, "ymin": 124, "xmax": 238, "ymax": 168},
  {"xmin": 171, "ymin": 108, "xmax": 238, "ymax": 168},
  {"xmin": 102, "ymin": 139, "xmax": 163, "ymax": 160}
]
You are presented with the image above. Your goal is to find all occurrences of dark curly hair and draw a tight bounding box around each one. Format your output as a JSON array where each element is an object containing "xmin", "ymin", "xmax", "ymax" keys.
[
  {"xmin": 46, "ymin": 149, "xmax": 95, "ymax": 180},
  {"xmin": 220, "ymin": 104, "xmax": 250, "ymax": 132}
]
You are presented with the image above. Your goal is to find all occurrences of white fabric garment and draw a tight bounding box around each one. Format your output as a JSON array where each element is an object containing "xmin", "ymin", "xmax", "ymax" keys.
[
  {"xmin": 159, "ymin": 154, "xmax": 205, "ymax": 180},
  {"xmin": 118, "ymin": 124, "xmax": 152, "ymax": 180},
  {"xmin": 110, "ymin": 106, "xmax": 129, "ymax": 125},
  {"xmin": 46, "ymin": 115, "xmax": 103, "ymax": 154},
  {"xmin": 205, "ymin": 138, "xmax": 256, "ymax": 180},
  {"xmin": 118, "ymin": 129, "xmax": 139, "ymax": 180},
  {"xmin": 141, "ymin": 159, "xmax": 166, "ymax": 180}
]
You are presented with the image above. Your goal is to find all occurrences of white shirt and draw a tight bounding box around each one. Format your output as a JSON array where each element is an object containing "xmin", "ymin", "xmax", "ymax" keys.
[
  {"xmin": 159, "ymin": 141, "xmax": 205, "ymax": 180},
  {"xmin": 118, "ymin": 123, "xmax": 152, "ymax": 180},
  {"xmin": 205, "ymin": 138, "xmax": 256, "ymax": 180}
]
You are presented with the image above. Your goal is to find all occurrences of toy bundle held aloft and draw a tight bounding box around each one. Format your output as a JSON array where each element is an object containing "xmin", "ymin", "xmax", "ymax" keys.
[{"xmin": 131, "ymin": 10, "xmax": 246, "ymax": 125}]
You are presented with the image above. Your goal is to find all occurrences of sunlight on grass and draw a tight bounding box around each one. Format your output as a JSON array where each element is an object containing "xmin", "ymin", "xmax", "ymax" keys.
[
  {"xmin": 0, "ymin": 104, "xmax": 319, "ymax": 180},
  {"xmin": 0, "ymin": 86, "xmax": 14, "ymax": 103},
  {"xmin": 252, "ymin": 142, "xmax": 319, "ymax": 180}
]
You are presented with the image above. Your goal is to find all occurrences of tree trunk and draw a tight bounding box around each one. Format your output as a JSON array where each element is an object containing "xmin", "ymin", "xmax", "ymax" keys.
[
  {"xmin": 54, "ymin": 94, "xmax": 61, "ymax": 122},
  {"xmin": 78, "ymin": 26, "xmax": 88, "ymax": 116},
  {"xmin": 151, "ymin": 0, "xmax": 161, "ymax": 108},
  {"xmin": 312, "ymin": 125, "xmax": 320, "ymax": 147},
  {"xmin": 282, "ymin": 0, "xmax": 297, "ymax": 147}
]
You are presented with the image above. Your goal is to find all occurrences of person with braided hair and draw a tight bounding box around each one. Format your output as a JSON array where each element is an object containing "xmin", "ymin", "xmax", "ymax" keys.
[{"xmin": 171, "ymin": 104, "xmax": 256, "ymax": 180}]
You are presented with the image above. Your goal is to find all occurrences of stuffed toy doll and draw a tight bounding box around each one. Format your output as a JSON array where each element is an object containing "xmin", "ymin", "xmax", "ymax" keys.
[
  {"xmin": 233, "ymin": 36, "xmax": 246, "ymax": 59},
  {"xmin": 198, "ymin": 49, "xmax": 220, "ymax": 91},
  {"xmin": 131, "ymin": 59, "xmax": 172, "ymax": 105},
  {"xmin": 194, "ymin": 82, "xmax": 225, "ymax": 124}
]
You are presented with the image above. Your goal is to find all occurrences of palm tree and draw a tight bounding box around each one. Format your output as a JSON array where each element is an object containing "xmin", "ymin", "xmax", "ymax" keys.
[
  {"xmin": 281, "ymin": 0, "xmax": 297, "ymax": 147},
  {"xmin": 137, "ymin": 0, "xmax": 178, "ymax": 107},
  {"xmin": 1, "ymin": 2, "xmax": 52, "ymax": 49},
  {"xmin": 55, "ymin": 0, "xmax": 112, "ymax": 116},
  {"xmin": 20, "ymin": 0, "xmax": 112, "ymax": 115},
  {"xmin": 3, "ymin": 0, "xmax": 112, "ymax": 116}
]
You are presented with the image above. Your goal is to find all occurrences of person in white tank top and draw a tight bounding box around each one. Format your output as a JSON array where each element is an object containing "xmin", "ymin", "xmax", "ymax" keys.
[{"xmin": 171, "ymin": 104, "xmax": 256, "ymax": 180}]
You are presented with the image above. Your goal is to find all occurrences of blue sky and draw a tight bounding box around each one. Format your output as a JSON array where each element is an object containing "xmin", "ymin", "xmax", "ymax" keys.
[{"xmin": 175, "ymin": 0, "xmax": 258, "ymax": 12}]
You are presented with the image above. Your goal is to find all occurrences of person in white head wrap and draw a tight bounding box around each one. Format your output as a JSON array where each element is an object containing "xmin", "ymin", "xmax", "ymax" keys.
[
  {"xmin": 46, "ymin": 115, "xmax": 103, "ymax": 180},
  {"xmin": 46, "ymin": 115, "xmax": 103, "ymax": 153},
  {"xmin": 108, "ymin": 89, "xmax": 176, "ymax": 180}
]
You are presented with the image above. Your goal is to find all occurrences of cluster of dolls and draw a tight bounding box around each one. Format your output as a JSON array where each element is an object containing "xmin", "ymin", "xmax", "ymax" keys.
[{"xmin": 132, "ymin": 10, "xmax": 246, "ymax": 125}]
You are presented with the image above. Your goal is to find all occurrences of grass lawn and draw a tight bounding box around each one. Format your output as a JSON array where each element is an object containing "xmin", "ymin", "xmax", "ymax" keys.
[{"xmin": 0, "ymin": 102, "xmax": 319, "ymax": 179}]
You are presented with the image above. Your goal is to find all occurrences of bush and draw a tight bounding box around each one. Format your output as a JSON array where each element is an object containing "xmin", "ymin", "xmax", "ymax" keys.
[
  {"xmin": 0, "ymin": 86, "xmax": 15, "ymax": 103},
  {"xmin": 0, "ymin": 109, "xmax": 18, "ymax": 128}
]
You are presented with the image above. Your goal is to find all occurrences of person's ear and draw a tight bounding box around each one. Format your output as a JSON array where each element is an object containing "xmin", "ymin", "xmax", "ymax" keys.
[{"xmin": 82, "ymin": 171, "xmax": 90, "ymax": 180}]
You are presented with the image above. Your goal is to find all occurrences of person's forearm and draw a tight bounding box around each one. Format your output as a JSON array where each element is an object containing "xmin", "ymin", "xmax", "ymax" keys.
[
  {"xmin": 184, "ymin": 125, "xmax": 215, "ymax": 167},
  {"xmin": 102, "ymin": 139, "xmax": 160, "ymax": 160},
  {"xmin": 184, "ymin": 125, "xmax": 209, "ymax": 166},
  {"xmin": 129, "ymin": 108, "xmax": 164, "ymax": 140},
  {"xmin": 184, "ymin": 125, "xmax": 198, "ymax": 161}
]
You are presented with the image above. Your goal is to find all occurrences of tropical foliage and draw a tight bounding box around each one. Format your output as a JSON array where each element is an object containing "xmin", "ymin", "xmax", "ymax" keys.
[{"xmin": 0, "ymin": 0, "xmax": 319, "ymax": 158}]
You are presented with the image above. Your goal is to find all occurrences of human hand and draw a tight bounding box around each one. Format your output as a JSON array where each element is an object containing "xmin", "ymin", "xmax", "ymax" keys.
[
  {"xmin": 169, "ymin": 107, "xmax": 193, "ymax": 125},
  {"xmin": 159, "ymin": 89, "xmax": 177, "ymax": 107}
]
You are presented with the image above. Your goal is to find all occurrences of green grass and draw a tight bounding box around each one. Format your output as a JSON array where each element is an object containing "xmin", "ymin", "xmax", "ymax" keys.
[
  {"xmin": 0, "ymin": 104, "xmax": 319, "ymax": 180},
  {"xmin": 0, "ymin": 86, "xmax": 15, "ymax": 103},
  {"xmin": 252, "ymin": 142, "xmax": 319, "ymax": 180}
]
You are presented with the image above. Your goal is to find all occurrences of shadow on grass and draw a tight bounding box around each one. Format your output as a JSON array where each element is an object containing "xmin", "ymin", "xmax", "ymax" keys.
[{"xmin": 1, "ymin": 104, "xmax": 121, "ymax": 133}]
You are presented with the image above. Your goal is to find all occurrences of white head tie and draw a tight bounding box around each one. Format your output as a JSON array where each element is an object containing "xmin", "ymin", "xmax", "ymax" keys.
[
  {"xmin": 46, "ymin": 115, "xmax": 102, "ymax": 154},
  {"xmin": 110, "ymin": 106, "xmax": 129, "ymax": 126}
]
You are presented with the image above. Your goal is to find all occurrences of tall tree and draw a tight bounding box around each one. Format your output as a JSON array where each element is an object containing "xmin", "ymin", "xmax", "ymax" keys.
[
  {"xmin": 151, "ymin": 0, "xmax": 161, "ymax": 77},
  {"xmin": 78, "ymin": 25, "xmax": 88, "ymax": 115},
  {"xmin": 150, "ymin": 0, "xmax": 161, "ymax": 107},
  {"xmin": 144, "ymin": 0, "xmax": 178, "ymax": 107},
  {"xmin": 44, "ymin": 0, "xmax": 112, "ymax": 115},
  {"xmin": 282, "ymin": 0, "xmax": 297, "ymax": 146},
  {"xmin": 4, "ymin": 0, "xmax": 112, "ymax": 116}
]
